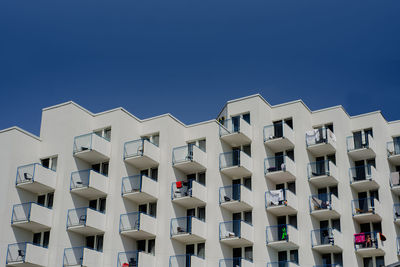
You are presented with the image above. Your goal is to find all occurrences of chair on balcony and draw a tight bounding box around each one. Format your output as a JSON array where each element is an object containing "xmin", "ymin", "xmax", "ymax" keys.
[
  {"xmin": 23, "ymin": 173, "xmax": 33, "ymax": 181},
  {"xmin": 17, "ymin": 249, "xmax": 25, "ymax": 260}
]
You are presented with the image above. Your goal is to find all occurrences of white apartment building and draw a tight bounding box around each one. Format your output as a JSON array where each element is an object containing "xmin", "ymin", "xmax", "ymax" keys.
[{"xmin": 1, "ymin": 94, "xmax": 400, "ymax": 267}]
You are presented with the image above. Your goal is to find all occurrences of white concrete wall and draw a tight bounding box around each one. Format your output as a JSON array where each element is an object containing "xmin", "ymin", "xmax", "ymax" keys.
[{"xmin": 0, "ymin": 95, "xmax": 399, "ymax": 267}]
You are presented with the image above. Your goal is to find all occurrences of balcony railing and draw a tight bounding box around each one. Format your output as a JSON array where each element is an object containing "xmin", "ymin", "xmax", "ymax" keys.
[
  {"xmin": 66, "ymin": 207, "xmax": 105, "ymax": 234},
  {"xmin": 309, "ymin": 193, "xmax": 335, "ymax": 213},
  {"xmin": 219, "ymin": 257, "xmax": 253, "ymax": 267},
  {"xmin": 11, "ymin": 202, "xmax": 51, "ymax": 223},
  {"xmin": 119, "ymin": 211, "xmax": 151, "ymax": 232},
  {"xmin": 220, "ymin": 151, "xmax": 248, "ymax": 169},
  {"xmin": 170, "ymin": 216, "xmax": 201, "ymax": 236},
  {"xmin": 219, "ymin": 118, "xmax": 249, "ymax": 136},
  {"xmin": 122, "ymin": 174, "xmax": 157, "ymax": 197},
  {"xmin": 124, "ymin": 138, "xmax": 156, "ymax": 158},
  {"xmin": 387, "ymin": 140, "xmax": 400, "ymax": 156},
  {"xmin": 264, "ymin": 155, "xmax": 292, "ymax": 174},
  {"xmin": 70, "ymin": 169, "xmax": 108, "ymax": 198},
  {"xmin": 263, "ymin": 122, "xmax": 295, "ymax": 151},
  {"xmin": 354, "ymin": 231, "xmax": 379, "ymax": 250},
  {"xmin": 6, "ymin": 242, "xmax": 47, "ymax": 265},
  {"xmin": 117, "ymin": 251, "xmax": 155, "ymax": 267},
  {"xmin": 307, "ymin": 160, "xmax": 332, "ymax": 178},
  {"xmin": 119, "ymin": 212, "xmax": 156, "ymax": 239},
  {"xmin": 265, "ymin": 189, "xmax": 294, "ymax": 208},
  {"xmin": 73, "ymin": 132, "xmax": 109, "ymax": 153},
  {"xmin": 63, "ymin": 247, "xmax": 102, "ymax": 267},
  {"xmin": 346, "ymin": 133, "xmax": 375, "ymax": 153},
  {"xmin": 351, "ymin": 197, "xmax": 377, "ymax": 216},
  {"xmin": 306, "ymin": 127, "xmax": 335, "ymax": 147},
  {"xmin": 266, "ymin": 224, "xmax": 297, "ymax": 244},
  {"xmin": 311, "ymin": 228, "xmax": 340, "ymax": 247},
  {"xmin": 219, "ymin": 220, "xmax": 252, "ymax": 240},
  {"xmin": 349, "ymin": 165, "xmax": 373, "ymax": 183},
  {"xmin": 15, "ymin": 163, "xmax": 56, "ymax": 188},
  {"xmin": 219, "ymin": 184, "xmax": 242, "ymax": 204},
  {"xmin": 169, "ymin": 254, "xmax": 204, "ymax": 267},
  {"xmin": 267, "ymin": 261, "xmax": 299, "ymax": 267}
]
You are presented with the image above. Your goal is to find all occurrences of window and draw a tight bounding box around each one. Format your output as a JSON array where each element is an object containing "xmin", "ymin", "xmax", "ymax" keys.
[
  {"xmin": 244, "ymin": 211, "xmax": 252, "ymax": 224},
  {"xmin": 89, "ymin": 199, "xmax": 97, "ymax": 210},
  {"xmin": 139, "ymin": 204, "xmax": 147, "ymax": 214},
  {"xmin": 150, "ymin": 168, "xmax": 158, "ymax": 181},
  {"xmin": 327, "ymin": 154, "xmax": 336, "ymax": 165},
  {"xmin": 197, "ymin": 243, "xmax": 205, "ymax": 258},
  {"xmin": 43, "ymin": 231, "xmax": 50, "ymax": 248},
  {"xmin": 198, "ymin": 139, "xmax": 206, "ymax": 152},
  {"xmin": 326, "ymin": 123, "xmax": 334, "ymax": 133},
  {"xmin": 244, "ymin": 246, "xmax": 253, "ymax": 261},
  {"xmin": 148, "ymin": 239, "xmax": 155, "ymax": 255},
  {"xmin": 137, "ymin": 240, "xmax": 146, "ymax": 252},
  {"xmin": 287, "ymin": 182, "xmax": 296, "ymax": 194},
  {"xmin": 99, "ymin": 198, "xmax": 106, "ymax": 213},
  {"xmin": 243, "ymin": 177, "xmax": 251, "ymax": 190},
  {"xmin": 289, "ymin": 215, "xmax": 297, "ymax": 228},
  {"xmin": 37, "ymin": 195, "xmax": 46, "ymax": 206},
  {"xmin": 37, "ymin": 193, "xmax": 54, "ymax": 208},
  {"xmin": 96, "ymin": 235, "xmax": 103, "ymax": 252},
  {"xmin": 86, "ymin": 236, "xmax": 95, "ymax": 249},
  {"xmin": 152, "ymin": 134, "xmax": 159, "ymax": 147},
  {"xmin": 284, "ymin": 118, "xmax": 293, "ymax": 129},
  {"xmin": 198, "ymin": 206, "xmax": 206, "ymax": 221},
  {"xmin": 329, "ymin": 186, "xmax": 338, "ymax": 198},
  {"xmin": 243, "ymin": 144, "xmax": 251, "ymax": 157},
  {"xmin": 290, "ymin": 250, "xmax": 299, "ymax": 264},
  {"xmin": 198, "ymin": 172, "xmax": 206, "ymax": 186},
  {"xmin": 332, "ymin": 219, "xmax": 341, "ymax": 232},
  {"xmin": 363, "ymin": 257, "xmax": 373, "ymax": 267},
  {"xmin": 149, "ymin": 202, "xmax": 157, "ymax": 217},
  {"xmin": 242, "ymin": 113, "xmax": 250, "ymax": 124},
  {"xmin": 86, "ymin": 235, "xmax": 103, "ymax": 252},
  {"xmin": 47, "ymin": 193, "xmax": 54, "ymax": 208},
  {"xmin": 92, "ymin": 161, "xmax": 109, "ymax": 176},
  {"xmin": 33, "ymin": 233, "xmax": 41, "ymax": 245},
  {"xmin": 286, "ymin": 149, "xmax": 294, "ymax": 162},
  {"xmin": 140, "ymin": 169, "xmax": 149, "ymax": 176},
  {"xmin": 41, "ymin": 156, "xmax": 58, "ymax": 171},
  {"xmin": 375, "ymin": 256, "xmax": 385, "ymax": 267}
]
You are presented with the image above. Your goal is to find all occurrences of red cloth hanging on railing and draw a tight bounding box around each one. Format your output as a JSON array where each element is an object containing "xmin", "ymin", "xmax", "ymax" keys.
[{"xmin": 176, "ymin": 181, "xmax": 182, "ymax": 188}]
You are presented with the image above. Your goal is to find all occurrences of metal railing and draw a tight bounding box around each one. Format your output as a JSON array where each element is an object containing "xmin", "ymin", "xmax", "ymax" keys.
[
  {"xmin": 6, "ymin": 242, "xmax": 44, "ymax": 264},
  {"xmin": 387, "ymin": 140, "xmax": 400, "ymax": 157},
  {"xmin": 309, "ymin": 193, "xmax": 334, "ymax": 213},
  {"xmin": 122, "ymin": 174, "xmax": 155, "ymax": 195},
  {"xmin": 263, "ymin": 122, "xmax": 285, "ymax": 141},
  {"xmin": 266, "ymin": 224, "xmax": 296, "ymax": 243},
  {"xmin": 63, "ymin": 246, "xmax": 99, "ymax": 266},
  {"xmin": 172, "ymin": 144, "xmax": 201, "ymax": 165},
  {"xmin": 346, "ymin": 132, "xmax": 372, "ymax": 152},
  {"xmin": 264, "ymin": 155, "xmax": 291, "ymax": 174},
  {"xmin": 267, "ymin": 261, "xmax": 299, "ymax": 267},
  {"xmin": 67, "ymin": 207, "xmax": 101, "ymax": 228},
  {"xmin": 171, "ymin": 216, "xmax": 200, "ymax": 236},
  {"xmin": 219, "ymin": 220, "xmax": 251, "ymax": 240},
  {"xmin": 265, "ymin": 189, "xmax": 290, "ymax": 208},
  {"xmin": 219, "ymin": 184, "xmax": 243, "ymax": 204},
  {"xmin": 171, "ymin": 180, "xmax": 194, "ymax": 200},
  {"xmin": 354, "ymin": 231, "xmax": 378, "ymax": 250},
  {"xmin": 73, "ymin": 132, "xmax": 109, "ymax": 154},
  {"xmin": 307, "ymin": 160, "xmax": 331, "ymax": 179},
  {"xmin": 11, "ymin": 202, "xmax": 33, "ymax": 224},
  {"xmin": 311, "ymin": 228, "xmax": 338, "ymax": 247},
  {"xmin": 219, "ymin": 257, "xmax": 252, "ymax": 267},
  {"xmin": 219, "ymin": 118, "xmax": 250, "ymax": 137},
  {"xmin": 351, "ymin": 197, "xmax": 376, "ymax": 216},
  {"xmin": 15, "ymin": 163, "xmax": 55, "ymax": 185},
  {"xmin": 349, "ymin": 165, "xmax": 373, "ymax": 184},
  {"xmin": 124, "ymin": 138, "xmax": 158, "ymax": 159},
  {"xmin": 117, "ymin": 251, "xmax": 140, "ymax": 267},
  {"xmin": 70, "ymin": 169, "xmax": 107, "ymax": 190},
  {"xmin": 220, "ymin": 151, "xmax": 248, "ymax": 169},
  {"xmin": 306, "ymin": 127, "xmax": 333, "ymax": 147},
  {"xmin": 119, "ymin": 212, "xmax": 146, "ymax": 232}
]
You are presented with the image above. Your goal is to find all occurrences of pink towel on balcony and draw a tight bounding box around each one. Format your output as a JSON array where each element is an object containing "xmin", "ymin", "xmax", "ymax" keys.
[{"xmin": 354, "ymin": 233, "xmax": 366, "ymax": 244}]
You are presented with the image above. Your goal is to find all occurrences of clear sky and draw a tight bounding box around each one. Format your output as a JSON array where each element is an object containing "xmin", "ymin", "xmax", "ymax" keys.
[{"xmin": 1, "ymin": 0, "xmax": 399, "ymax": 136}]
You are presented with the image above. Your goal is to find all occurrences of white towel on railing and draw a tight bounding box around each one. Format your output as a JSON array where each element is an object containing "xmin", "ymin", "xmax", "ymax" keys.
[
  {"xmin": 270, "ymin": 189, "xmax": 284, "ymax": 205},
  {"xmin": 306, "ymin": 130, "xmax": 316, "ymax": 144},
  {"xmin": 329, "ymin": 130, "xmax": 336, "ymax": 142}
]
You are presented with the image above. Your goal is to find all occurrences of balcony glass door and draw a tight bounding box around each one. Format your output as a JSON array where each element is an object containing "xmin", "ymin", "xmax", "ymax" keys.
[
  {"xmin": 353, "ymin": 131, "xmax": 363, "ymax": 149},
  {"xmin": 315, "ymin": 157, "xmax": 325, "ymax": 176},
  {"xmin": 232, "ymin": 116, "xmax": 240, "ymax": 132},
  {"xmin": 273, "ymin": 121, "xmax": 283, "ymax": 138},
  {"xmin": 232, "ymin": 179, "xmax": 240, "ymax": 201},
  {"xmin": 232, "ymin": 213, "xmax": 241, "ymax": 237}
]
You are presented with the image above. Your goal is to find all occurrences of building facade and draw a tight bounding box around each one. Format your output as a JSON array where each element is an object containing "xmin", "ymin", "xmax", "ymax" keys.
[{"xmin": 1, "ymin": 94, "xmax": 400, "ymax": 267}]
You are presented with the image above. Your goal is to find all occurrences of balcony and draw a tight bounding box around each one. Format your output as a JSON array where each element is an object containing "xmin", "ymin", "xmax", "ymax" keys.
[
  {"xmin": 73, "ymin": 133, "xmax": 111, "ymax": 164},
  {"xmin": 265, "ymin": 189, "xmax": 297, "ymax": 216},
  {"xmin": 314, "ymin": 265, "xmax": 342, "ymax": 267},
  {"xmin": 172, "ymin": 145, "xmax": 207, "ymax": 174},
  {"xmin": 70, "ymin": 169, "xmax": 108, "ymax": 199},
  {"xmin": 15, "ymin": 163, "xmax": 56, "ymax": 194},
  {"xmin": 171, "ymin": 180, "xmax": 206, "ymax": 208},
  {"xmin": 266, "ymin": 224, "xmax": 299, "ymax": 250},
  {"xmin": 219, "ymin": 220, "xmax": 253, "ymax": 247},
  {"xmin": 306, "ymin": 128, "xmax": 336, "ymax": 157},
  {"xmin": 219, "ymin": 118, "xmax": 252, "ymax": 146},
  {"xmin": 263, "ymin": 122, "xmax": 295, "ymax": 152},
  {"xmin": 124, "ymin": 139, "xmax": 160, "ymax": 169},
  {"xmin": 387, "ymin": 140, "xmax": 400, "ymax": 165},
  {"xmin": 219, "ymin": 184, "xmax": 253, "ymax": 212},
  {"xmin": 264, "ymin": 156, "xmax": 296, "ymax": 183},
  {"xmin": 390, "ymin": 171, "xmax": 400, "ymax": 195},
  {"xmin": 120, "ymin": 212, "xmax": 156, "ymax": 239},
  {"xmin": 122, "ymin": 175, "xmax": 158, "ymax": 204},
  {"xmin": 307, "ymin": 160, "xmax": 338, "ymax": 187},
  {"xmin": 220, "ymin": 151, "xmax": 252, "ymax": 178},
  {"xmin": 354, "ymin": 232, "xmax": 385, "ymax": 257},
  {"xmin": 67, "ymin": 207, "xmax": 105, "ymax": 236},
  {"xmin": 219, "ymin": 258, "xmax": 253, "ymax": 267},
  {"xmin": 349, "ymin": 165, "xmax": 379, "ymax": 191},
  {"xmin": 393, "ymin": 204, "xmax": 400, "ymax": 225},
  {"xmin": 6, "ymin": 242, "xmax": 48, "ymax": 267},
  {"xmin": 117, "ymin": 251, "xmax": 155, "ymax": 267},
  {"xmin": 267, "ymin": 261, "xmax": 299, "ymax": 267},
  {"xmin": 309, "ymin": 193, "xmax": 341, "ymax": 220},
  {"xmin": 63, "ymin": 247, "xmax": 103, "ymax": 267},
  {"xmin": 311, "ymin": 228, "xmax": 343, "ymax": 253},
  {"xmin": 346, "ymin": 133, "xmax": 376, "ymax": 161},
  {"xmin": 170, "ymin": 216, "xmax": 206, "ymax": 244},
  {"xmin": 351, "ymin": 198, "xmax": 382, "ymax": 223},
  {"xmin": 11, "ymin": 203, "xmax": 52, "ymax": 232},
  {"xmin": 169, "ymin": 254, "xmax": 205, "ymax": 267}
]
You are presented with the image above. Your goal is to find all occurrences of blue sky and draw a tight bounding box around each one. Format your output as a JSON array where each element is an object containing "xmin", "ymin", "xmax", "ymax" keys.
[{"xmin": 1, "ymin": 0, "xmax": 399, "ymax": 135}]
